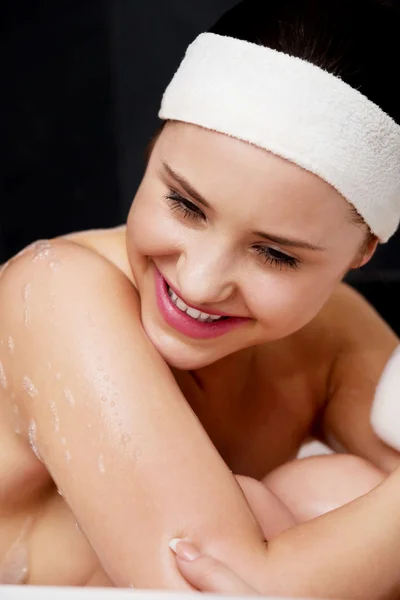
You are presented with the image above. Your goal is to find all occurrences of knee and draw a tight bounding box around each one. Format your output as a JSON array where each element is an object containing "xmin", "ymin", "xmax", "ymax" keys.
[{"xmin": 263, "ymin": 453, "xmax": 386, "ymax": 522}]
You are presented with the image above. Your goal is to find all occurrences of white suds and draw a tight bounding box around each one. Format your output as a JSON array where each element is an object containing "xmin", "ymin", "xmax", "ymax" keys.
[{"xmin": 22, "ymin": 376, "xmax": 38, "ymax": 398}]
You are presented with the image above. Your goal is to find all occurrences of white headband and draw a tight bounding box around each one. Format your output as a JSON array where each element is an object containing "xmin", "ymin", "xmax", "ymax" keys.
[{"xmin": 159, "ymin": 33, "xmax": 400, "ymax": 242}]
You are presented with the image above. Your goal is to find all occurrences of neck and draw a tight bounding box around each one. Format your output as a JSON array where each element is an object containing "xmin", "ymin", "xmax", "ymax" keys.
[{"xmin": 191, "ymin": 347, "xmax": 255, "ymax": 404}]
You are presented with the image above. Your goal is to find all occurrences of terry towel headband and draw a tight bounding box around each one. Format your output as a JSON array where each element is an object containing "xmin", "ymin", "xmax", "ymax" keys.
[{"xmin": 159, "ymin": 33, "xmax": 400, "ymax": 242}]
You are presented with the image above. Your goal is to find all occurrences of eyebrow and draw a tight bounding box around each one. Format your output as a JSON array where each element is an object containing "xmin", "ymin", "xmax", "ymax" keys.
[
  {"xmin": 163, "ymin": 161, "xmax": 211, "ymax": 208},
  {"xmin": 162, "ymin": 160, "xmax": 326, "ymax": 252}
]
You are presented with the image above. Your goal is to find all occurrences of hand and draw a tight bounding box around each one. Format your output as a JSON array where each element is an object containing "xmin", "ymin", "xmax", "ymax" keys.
[{"xmin": 169, "ymin": 539, "xmax": 259, "ymax": 594}]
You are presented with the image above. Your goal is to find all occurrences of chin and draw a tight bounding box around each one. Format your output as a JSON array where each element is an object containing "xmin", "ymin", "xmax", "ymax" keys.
[{"xmin": 142, "ymin": 319, "xmax": 229, "ymax": 370}]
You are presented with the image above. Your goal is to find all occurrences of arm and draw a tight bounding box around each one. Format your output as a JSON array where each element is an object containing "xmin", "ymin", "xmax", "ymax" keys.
[
  {"xmin": 321, "ymin": 284, "xmax": 400, "ymax": 472},
  {"xmin": 1, "ymin": 240, "xmax": 264, "ymax": 588},
  {"xmin": 5, "ymin": 247, "xmax": 400, "ymax": 598},
  {"xmin": 174, "ymin": 468, "xmax": 400, "ymax": 599}
]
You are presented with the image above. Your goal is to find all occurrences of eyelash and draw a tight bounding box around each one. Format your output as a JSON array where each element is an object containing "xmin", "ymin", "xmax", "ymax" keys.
[
  {"xmin": 165, "ymin": 191, "xmax": 206, "ymax": 221},
  {"xmin": 164, "ymin": 190, "xmax": 299, "ymax": 271}
]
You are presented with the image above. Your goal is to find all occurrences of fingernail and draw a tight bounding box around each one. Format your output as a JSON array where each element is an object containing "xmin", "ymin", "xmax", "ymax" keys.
[{"xmin": 169, "ymin": 538, "xmax": 201, "ymax": 561}]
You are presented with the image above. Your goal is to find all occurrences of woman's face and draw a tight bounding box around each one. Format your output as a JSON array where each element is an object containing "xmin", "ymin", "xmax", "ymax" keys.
[{"xmin": 127, "ymin": 122, "xmax": 373, "ymax": 369}]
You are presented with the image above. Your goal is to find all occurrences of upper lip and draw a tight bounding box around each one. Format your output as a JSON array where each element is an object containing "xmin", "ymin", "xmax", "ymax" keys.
[{"xmin": 160, "ymin": 271, "xmax": 243, "ymax": 319}]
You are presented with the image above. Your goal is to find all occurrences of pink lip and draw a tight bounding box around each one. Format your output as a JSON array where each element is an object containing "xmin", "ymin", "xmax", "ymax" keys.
[{"xmin": 154, "ymin": 268, "xmax": 249, "ymax": 340}]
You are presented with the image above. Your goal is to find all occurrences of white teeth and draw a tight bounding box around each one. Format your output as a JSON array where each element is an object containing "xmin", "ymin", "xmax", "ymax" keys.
[
  {"xmin": 176, "ymin": 298, "xmax": 187, "ymax": 312},
  {"xmin": 167, "ymin": 286, "xmax": 224, "ymax": 322},
  {"xmin": 186, "ymin": 307, "xmax": 201, "ymax": 319}
]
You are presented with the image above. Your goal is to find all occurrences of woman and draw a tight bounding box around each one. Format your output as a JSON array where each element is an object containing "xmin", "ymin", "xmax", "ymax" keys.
[{"xmin": 0, "ymin": 0, "xmax": 399, "ymax": 596}]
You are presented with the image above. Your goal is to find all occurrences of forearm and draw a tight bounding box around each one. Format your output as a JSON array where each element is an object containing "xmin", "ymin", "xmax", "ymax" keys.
[{"xmin": 248, "ymin": 467, "xmax": 400, "ymax": 599}]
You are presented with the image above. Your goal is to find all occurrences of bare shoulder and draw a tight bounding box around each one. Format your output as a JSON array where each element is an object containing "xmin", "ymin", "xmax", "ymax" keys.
[
  {"xmin": 316, "ymin": 282, "xmax": 398, "ymax": 407},
  {"xmin": 62, "ymin": 225, "xmax": 133, "ymax": 281},
  {"xmin": 0, "ymin": 236, "xmax": 142, "ymax": 446},
  {"xmin": 277, "ymin": 282, "xmax": 399, "ymax": 408},
  {"xmin": 317, "ymin": 281, "xmax": 398, "ymax": 351}
]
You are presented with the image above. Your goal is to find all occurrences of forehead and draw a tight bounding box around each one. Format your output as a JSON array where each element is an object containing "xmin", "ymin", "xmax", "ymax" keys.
[{"xmin": 156, "ymin": 122, "xmax": 352, "ymax": 237}]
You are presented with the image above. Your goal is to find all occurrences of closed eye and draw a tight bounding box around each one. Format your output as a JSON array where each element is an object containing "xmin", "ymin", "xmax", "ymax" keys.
[
  {"xmin": 253, "ymin": 245, "xmax": 299, "ymax": 271},
  {"xmin": 164, "ymin": 190, "xmax": 206, "ymax": 222}
]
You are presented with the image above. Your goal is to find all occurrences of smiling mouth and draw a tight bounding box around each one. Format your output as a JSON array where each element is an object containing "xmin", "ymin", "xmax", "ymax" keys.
[{"xmin": 167, "ymin": 285, "xmax": 230, "ymax": 323}]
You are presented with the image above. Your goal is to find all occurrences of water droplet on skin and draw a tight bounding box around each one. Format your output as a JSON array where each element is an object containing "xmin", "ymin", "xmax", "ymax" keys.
[
  {"xmin": 23, "ymin": 308, "xmax": 29, "ymax": 327},
  {"xmin": 64, "ymin": 389, "xmax": 75, "ymax": 407},
  {"xmin": 121, "ymin": 433, "xmax": 131, "ymax": 444},
  {"xmin": 98, "ymin": 455, "xmax": 105, "ymax": 474},
  {"xmin": 98, "ymin": 365, "xmax": 104, "ymax": 372},
  {"xmin": 49, "ymin": 260, "xmax": 61, "ymax": 271},
  {"xmin": 55, "ymin": 373, "xmax": 61, "ymax": 381},
  {"xmin": 13, "ymin": 405, "xmax": 21, "ymax": 435},
  {"xmin": 22, "ymin": 376, "xmax": 38, "ymax": 398},
  {"xmin": 47, "ymin": 362, "xmax": 52, "ymax": 370},
  {"xmin": 22, "ymin": 284, "xmax": 31, "ymax": 302},
  {"xmin": 32, "ymin": 240, "xmax": 53, "ymax": 263},
  {"xmin": 0, "ymin": 518, "xmax": 32, "ymax": 584},
  {"xmin": 28, "ymin": 420, "xmax": 41, "ymax": 461},
  {"xmin": 101, "ymin": 396, "xmax": 107, "ymax": 403},
  {"xmin": 60, "ymin": 437, "xmax": 67, "ymax": 446},
  {"xmin": 65, "ymin": 450, "xmax": 72, "ymax": 462},
  {"xmin": 7, "ymin": 336, "xmax": 14, "ymax": 354},
  {"xmin": 110, "ymin": 401, "xmax": 116, "ymax": 408},
  {"xmin": 49, "ymin": 402, "xmax": 60, "ymax": 432},
  {"xmin": 57, "ymin": 488, "xmax": 63, "ymax": 496},
  {"xmin": 0, "ymin": 361, "xmax": 7, "ymax": 389}
]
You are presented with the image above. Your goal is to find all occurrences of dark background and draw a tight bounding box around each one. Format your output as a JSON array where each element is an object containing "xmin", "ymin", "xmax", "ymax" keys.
[{"xmin": 2, "ymin": 0, "xmax": 399, "ymax": 333}]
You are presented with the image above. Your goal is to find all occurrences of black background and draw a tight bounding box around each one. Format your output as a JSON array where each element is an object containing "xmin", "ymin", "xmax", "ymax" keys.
[{"xmin": 2, "ymin": 1, "xmax": 399, "ymax": 332}]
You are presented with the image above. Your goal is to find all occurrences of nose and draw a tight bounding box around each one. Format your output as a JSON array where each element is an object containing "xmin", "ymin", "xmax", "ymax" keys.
[{"xmin": 175, "ymin": 241, "xmax": 236, "ymax": 307}]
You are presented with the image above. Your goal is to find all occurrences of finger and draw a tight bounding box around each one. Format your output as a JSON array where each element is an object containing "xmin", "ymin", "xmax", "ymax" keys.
[{"xmin": 169, "ymin": 539, "xmax": 259, "ymax": 594}]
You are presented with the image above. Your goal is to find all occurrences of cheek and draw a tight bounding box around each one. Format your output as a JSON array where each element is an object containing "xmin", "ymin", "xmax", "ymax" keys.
[
  {"xmin": 128, "ymin": 194, "xmax": 181, "ymax": 258},
  {"xmin": 247, "ymin": 272, "xmax": 337, "ymax": 334}
]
